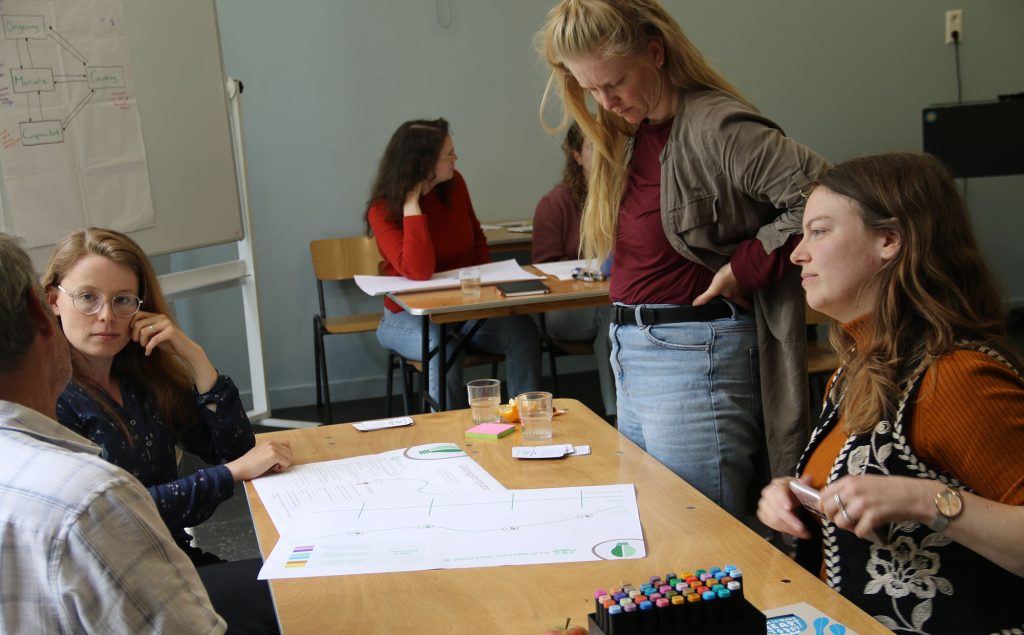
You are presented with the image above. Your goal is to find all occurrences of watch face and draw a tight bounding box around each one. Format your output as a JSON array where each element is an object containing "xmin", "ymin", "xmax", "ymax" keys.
[{"xmin": 937, "ymin": 488, "xmax": 963, "ymax": 517}]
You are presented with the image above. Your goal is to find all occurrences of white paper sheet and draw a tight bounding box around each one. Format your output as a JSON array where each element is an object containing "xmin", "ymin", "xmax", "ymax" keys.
[
  {"xmin": 258, "ymin": 484, "xmax": 644, "ymax": 579},
  {"xmin": 354, "ymin": 259, "xmax": 542, "ymax": 296},
  {"xmin": 532, "ymin": 259, "xmax": 600, "ymax": 281},
  {"xmin": 0, "ymin": 0, "xmax": 155, "ymax": 248},
  {"xmin": 250, "ymin": 442, "xmax": 506, "ymax": 534}
]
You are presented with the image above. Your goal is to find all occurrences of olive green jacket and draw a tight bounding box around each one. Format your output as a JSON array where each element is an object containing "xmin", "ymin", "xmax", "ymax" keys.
[{"xmin": 628, "ymin": 89, "xmax": 830, "ymax": 478}]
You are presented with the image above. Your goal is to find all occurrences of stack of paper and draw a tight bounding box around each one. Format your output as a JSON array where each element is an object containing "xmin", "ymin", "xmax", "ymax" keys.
[{"xmin": 354, "ymin": 259, "xmax": 542, "ymax": 296}]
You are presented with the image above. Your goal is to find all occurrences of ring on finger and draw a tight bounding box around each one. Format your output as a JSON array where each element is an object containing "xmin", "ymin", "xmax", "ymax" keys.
[
  {"xmin": 148, "ymin": 324, "xmax": 155, "ymax": 333},
  {"xmin": 835, "ymin": 493, "xmax": 852, "ymax": 525}
]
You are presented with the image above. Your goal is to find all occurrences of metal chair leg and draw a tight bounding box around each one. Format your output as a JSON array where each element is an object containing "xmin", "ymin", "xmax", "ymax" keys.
[
  {"xmin": 320, "ymin": 331, "xmax": 333, "ymax": 426},
  {"xmin": 401, "ymin": 359, "xmax": 415, "ymax": 415},
  {"xmin": 385, "ymin": 353, "xmax": 396, "ymax": 417},
  {"xmin": 313, "ymin": 317, "xmax": 323, "ymax": 411}
]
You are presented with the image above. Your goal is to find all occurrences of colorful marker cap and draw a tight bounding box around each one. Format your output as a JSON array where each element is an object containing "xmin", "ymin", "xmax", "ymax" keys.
[{"xmin": 702, "ymin": 591, "xmax": 716, "ymax": 601}]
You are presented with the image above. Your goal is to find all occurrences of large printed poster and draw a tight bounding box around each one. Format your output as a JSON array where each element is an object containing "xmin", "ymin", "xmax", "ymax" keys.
[{"xmin": 0, "ymin": 0, "xmax": 154, "ymax": 247}]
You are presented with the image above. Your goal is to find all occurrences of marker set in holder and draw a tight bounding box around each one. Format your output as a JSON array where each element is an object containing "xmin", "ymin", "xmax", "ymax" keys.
[{"xmin": 587, "ymin": 565, "xmax": 766, "ymax": 635}]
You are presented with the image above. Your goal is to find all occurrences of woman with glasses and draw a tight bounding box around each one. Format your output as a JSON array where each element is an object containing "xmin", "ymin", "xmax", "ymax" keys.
[
  {"xmin": 43, "ymin": 227, "xmax": 292, "ymax": 566},
  {"xmin": 367, "ymin": 117, "xmax": 541, "ymax": 408}
]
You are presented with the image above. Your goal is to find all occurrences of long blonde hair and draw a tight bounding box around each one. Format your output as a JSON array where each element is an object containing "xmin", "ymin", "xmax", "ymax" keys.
[
  {"xmin": 42, "ymin": 228, "xmax": 196, "ymax": 440},
  {"xmin": 817, "ymin": 154, "xmax": 1017, "ymax": 434},
  {"xmin": 537, "ymin": 0, "xmax": 748, "ymax": 260}
]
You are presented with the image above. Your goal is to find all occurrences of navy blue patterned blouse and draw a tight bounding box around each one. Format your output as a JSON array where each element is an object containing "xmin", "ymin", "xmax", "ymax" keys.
[{"xmin": 55, "ymin": 374, "xmax": 255, "ymax": 556}]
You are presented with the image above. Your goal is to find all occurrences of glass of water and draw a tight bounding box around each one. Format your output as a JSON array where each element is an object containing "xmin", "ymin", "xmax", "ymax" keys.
[
  {"xmin": 516, "ymin": 391, "xmax": 553, "ymax": 440},
  {"xmin": 467, "ymin": 379, "xmax": 501, "ymax": 424},
  {"xmin": 460, "ymin": 267, "xmax": 481, "ymax": 296}
]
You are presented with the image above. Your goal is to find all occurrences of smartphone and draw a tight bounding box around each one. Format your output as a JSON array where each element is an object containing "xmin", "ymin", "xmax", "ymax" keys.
[
  {"xmin": 788, "ymin": 480, "xmax": 884, "ymax": 544},
  {"xmin": 788, "ymin": 480, "xmax": 828, "ymax": 519}
]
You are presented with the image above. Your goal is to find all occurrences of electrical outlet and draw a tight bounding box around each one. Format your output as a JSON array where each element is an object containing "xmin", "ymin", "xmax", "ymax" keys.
[{"xmin": 945, "ymin": 9, "xmax": 963, "ymax": 44}]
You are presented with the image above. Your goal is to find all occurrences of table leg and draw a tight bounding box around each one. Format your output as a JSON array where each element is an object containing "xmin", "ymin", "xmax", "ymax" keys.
[
  {"xmin": 420, "ymin": 315, "xmax": 431, "ymax": 413},
  {"xmin": 438, "ymin": 322, "xmax": 448, "ymax": 411}
]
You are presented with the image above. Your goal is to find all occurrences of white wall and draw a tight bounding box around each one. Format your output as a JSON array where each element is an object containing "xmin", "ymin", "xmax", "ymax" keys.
[{"xmin": 170, "ymin": 0, "xmax": 1024, "ymax": 412}]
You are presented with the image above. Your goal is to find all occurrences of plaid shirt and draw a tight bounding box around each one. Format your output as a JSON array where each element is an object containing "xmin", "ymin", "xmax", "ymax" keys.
[{"xmin": 0, "ymin": 400, "xmax": 225, "ymax": 634}]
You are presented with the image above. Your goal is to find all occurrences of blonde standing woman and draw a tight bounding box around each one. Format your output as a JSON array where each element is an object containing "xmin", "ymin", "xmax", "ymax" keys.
[{"xmin": 538, "ymin": 0, "xmax": 829, "ymax": 519}]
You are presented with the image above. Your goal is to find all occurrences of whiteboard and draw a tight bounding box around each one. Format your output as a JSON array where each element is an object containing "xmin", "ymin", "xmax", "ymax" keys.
[{"xmin": 18, "ymin": 0, "xmax": 242, "ymax": 268}]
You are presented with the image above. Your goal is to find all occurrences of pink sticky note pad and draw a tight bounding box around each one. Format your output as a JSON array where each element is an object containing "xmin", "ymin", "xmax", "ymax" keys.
[{"xmin": 465, "ymin": 423, "xmax": 515, "ymax": 439}]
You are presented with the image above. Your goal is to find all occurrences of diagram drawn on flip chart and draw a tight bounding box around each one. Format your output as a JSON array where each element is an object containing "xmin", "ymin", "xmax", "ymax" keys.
[{"xmin": 0, "ymin": 0, "xmax": 155, "ymax": 248}]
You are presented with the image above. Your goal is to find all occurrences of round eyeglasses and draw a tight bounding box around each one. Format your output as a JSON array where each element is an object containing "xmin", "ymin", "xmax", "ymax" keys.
[{"xmin": 56, "ymin": 284, "xmax": 142, "ymax": 318}]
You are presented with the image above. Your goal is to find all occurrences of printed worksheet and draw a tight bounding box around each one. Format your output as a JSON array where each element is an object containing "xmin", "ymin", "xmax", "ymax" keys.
[
  {"xmin": 257, "ymin": 484, "xmax": 645, "ymax": 579},
  {"xmin": 249, "ymin": 442, "xmax": 506, "ymax": 534}
]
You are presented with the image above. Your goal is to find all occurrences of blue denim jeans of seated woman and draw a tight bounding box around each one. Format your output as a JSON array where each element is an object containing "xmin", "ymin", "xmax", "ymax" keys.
[
  {"xmin": 610, "ymin": 302, "xmax": 764, "ymax": 520},
  {"xmin": 377, "ymin": 309, "xmax": 541, "ymax": 410}
]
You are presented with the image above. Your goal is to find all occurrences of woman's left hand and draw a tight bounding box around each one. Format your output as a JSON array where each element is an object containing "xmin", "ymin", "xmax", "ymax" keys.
[
  {"xmin": 132, "ymin": 311, "xmax": 218, "ymax": 392},
  {"xmin": 693, "ymin": 262, "xmax": 752, "ymax": 312},
  {"xmin": 820, "ymin": 475, "xmax": 938, "ymax": 540}
]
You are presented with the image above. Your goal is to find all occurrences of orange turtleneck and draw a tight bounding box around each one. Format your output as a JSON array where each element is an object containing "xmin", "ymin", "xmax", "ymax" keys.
[{"xmin": 802, "ymin": 318, "xmax": 1024, "ymax": 505}]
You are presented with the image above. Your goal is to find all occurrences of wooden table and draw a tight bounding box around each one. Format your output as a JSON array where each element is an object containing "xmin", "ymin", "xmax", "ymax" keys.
[
  {"xmin": 245, "ymin": 399, "xmax": 887, "ymax": 635},
  {"xmin": 388, "ymin": 268, "xmax": 610, "ymax": 412},
  {"xmin": 484, "ymin": 220, "xmax": 532, "ymax": 254}
]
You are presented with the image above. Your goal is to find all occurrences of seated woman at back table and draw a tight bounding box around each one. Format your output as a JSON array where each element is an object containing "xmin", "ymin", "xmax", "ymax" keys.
[
  {"xmin": 367, "ymin": 117, "xmax": 541, "ymax": 409},
  {"xmin": 756, "ymin": 153, "xmax": 1024, "ymax": 633},
  {"xmin": 44, "ymin": 228, "xmax": 292, "ymax": 566},
  {"xmin": 532, "ymin": 121, "xmax": 615, "ymax": 418}
]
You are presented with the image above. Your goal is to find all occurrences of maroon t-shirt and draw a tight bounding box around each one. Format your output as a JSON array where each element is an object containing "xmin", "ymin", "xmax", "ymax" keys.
[
  {"xmin": 610, "ymin": 119, "xmax": 711, "ymax": 305},
  {"xmin": 610, "ymin": 118, "xmax": 797, "ymax": 305}
]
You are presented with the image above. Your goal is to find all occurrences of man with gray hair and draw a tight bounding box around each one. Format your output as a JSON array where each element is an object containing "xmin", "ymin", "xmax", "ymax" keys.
[{"xmin": 0, "ymin": 233, "xmax": 225, "ymax": 634}]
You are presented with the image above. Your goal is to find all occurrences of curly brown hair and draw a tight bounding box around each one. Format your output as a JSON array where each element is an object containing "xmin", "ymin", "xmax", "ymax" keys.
[{"xmin": 560, "ymin": 122, "xmax": 587, "ymax": 210}]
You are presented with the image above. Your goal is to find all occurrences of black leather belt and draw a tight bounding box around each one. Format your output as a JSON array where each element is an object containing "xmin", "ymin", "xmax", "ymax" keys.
[{"xmin": 612, "ymin": 302, "xmax": 732, "ymax": 326}]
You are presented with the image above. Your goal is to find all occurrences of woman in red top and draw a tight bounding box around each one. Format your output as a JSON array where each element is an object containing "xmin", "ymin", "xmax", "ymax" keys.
[{"xmin": 366, "ymin": 118, "xmax": 541, "ymax": 409}]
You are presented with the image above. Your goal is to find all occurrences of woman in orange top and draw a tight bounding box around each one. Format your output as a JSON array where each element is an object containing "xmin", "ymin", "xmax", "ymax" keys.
[{"xmin": 756, "ymin": 153, "xmax": 1024, "ymax": 633}]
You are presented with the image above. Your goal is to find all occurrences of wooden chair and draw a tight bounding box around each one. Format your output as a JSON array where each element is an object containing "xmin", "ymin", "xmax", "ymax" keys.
[
  {"xmin": 311, "ymin": 237, "xmax": 386, "ymax": 424},
  {"xmin": 310, "ymin": 236, "xmax": 502, "ymax": 422},
  {"xmin": 806, "ymin": 304, "xmax": 839, "ymax": 409}
]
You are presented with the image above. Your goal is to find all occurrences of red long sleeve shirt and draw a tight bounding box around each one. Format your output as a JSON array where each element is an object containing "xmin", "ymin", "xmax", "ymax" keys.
[{"xmin": 368, "ymin": 171, "xmax": 490, "ymax": 312}]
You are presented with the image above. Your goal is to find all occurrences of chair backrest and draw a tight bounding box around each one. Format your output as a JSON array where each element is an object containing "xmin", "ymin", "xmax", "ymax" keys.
[{"xmin": 310, "ymin": 236, "xmax": 382, "ymax": 282}]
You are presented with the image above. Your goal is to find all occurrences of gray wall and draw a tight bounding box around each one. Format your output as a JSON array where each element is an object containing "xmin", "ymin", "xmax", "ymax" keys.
[{"xmin": 170, "ymin": 0, "xmax": 1024, "ymax": 411}]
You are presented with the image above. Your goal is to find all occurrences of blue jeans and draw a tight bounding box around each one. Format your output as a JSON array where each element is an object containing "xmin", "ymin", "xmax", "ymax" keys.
[
  {"xmin": 543, "ymin": 306, "xmax": 616, "ymax": 417},
  {"xmin": 377, "ymin": 309, "xmax": 541, "ymax": 410},
  {"xmin": 611, "ymin": 303, "xmax": 763, "ymax": 519}
]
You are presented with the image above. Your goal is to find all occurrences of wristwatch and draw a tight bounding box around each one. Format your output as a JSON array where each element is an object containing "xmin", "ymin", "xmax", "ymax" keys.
[{"xmin": 930, "ymin": 486, "xmax": 964, "ymax": 533}]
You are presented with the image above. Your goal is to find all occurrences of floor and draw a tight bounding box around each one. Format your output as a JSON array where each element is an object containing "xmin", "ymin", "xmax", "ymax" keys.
[
  {"xmin": 185, "ymin": 368, "xmax": 611, "ymax": 562},
  {"xmin": 189, "ymin": 318, "xmax": 1024, "ymax": 563}
]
